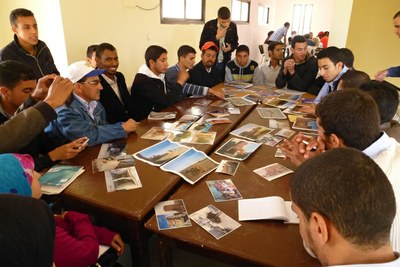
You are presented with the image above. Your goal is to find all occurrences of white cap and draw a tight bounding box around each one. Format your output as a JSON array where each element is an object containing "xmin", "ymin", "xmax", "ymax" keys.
[{"xmin": 66, "ymin": 61, "xmax": 105, "ymax": 83}]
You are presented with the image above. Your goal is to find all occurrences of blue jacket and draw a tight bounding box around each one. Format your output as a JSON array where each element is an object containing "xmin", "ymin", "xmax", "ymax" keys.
[{"xmin": 45, "ymin": 95, "xmax": 126, "ymax": 146}]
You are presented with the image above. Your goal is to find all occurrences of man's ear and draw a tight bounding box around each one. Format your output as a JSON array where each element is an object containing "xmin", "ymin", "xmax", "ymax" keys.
[
  {"xmin": 73, "ymin": 83, "xmax": 82, "ymax": 94},
  {"xmin": 11, "ymin": 25, "xmax": 18, "ymax": 34},
  {"xmin": 309, "ymin": 212, "xmax": 330, "ymax": 245},
  {"xmin": 327, "ymin": 133, "xmax": 343, "ymax": 148},
  {"xmin": 0, "ymin": 86, "xmax": 11, "ymax": 97},
  {"xmin": 336, "ymin": 61, "xmax": 344, "ymax": 70}
]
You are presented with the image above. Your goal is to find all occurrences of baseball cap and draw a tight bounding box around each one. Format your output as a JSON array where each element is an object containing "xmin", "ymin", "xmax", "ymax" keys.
[
  {"xmin": 201, "ymin": 41, "xmax": 219, "ymax": 52},
  {"xmin": 318, "ymin": 31, "xmax": 325, "ymax": 37},
  {"xmin": 66, "ymin": 61, "xmax": 105, "ymax": 83}
]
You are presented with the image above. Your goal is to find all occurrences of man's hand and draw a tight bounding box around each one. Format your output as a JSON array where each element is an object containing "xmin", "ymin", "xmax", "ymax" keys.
[
  {"xmin": 375, "ymin": 69, "xmax": 388, "ymax": 81},
  {"xmin": 122, "ymin": 119, "xmax": 137, "ymax": 133},
  {"xmin": 48, "ymin": 137, "xmax": 87, "ymax": 162},
  {"xmin": 222, "ymin": 43, "xmax": 232, "ymax": 53},
  {"xmin": 283, "ymin": 59, "xmax": 295, "ymax": 76},
  {"xmin": 31, "ymin": 74, "xmax": 57, "ymax": 102},
  {"xmin": 44, "ymin": 76, "xmax": 74, "ymax": 109},
  {"xmin": 110, "ymin": 233, "xmax": 125, "ymax": 256},
  {"xmin": 216, "ymin": 27, "xmax": 227, "ymax": 40},
  {"xmin": 176, "ymin": 68, "xmax": 189, "ymax": 86}
]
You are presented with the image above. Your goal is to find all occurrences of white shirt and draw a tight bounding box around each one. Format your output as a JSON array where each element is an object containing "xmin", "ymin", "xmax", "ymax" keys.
[
  {"xmin": 329, "ymin": 252, "xmax": 400, "ymax": 267},
  {"xmin": 253, "ymin": 59, "xmax": 282, "ymax": 89},
  {"xmin": 101, "ymin": 74, "xmax": 123, "ymax": 102}
]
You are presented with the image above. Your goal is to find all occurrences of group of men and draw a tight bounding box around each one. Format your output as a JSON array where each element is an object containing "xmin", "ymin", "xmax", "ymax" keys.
[{"xmin": 1, "ymin": 5, "xmax": 400, "ymax": 267}]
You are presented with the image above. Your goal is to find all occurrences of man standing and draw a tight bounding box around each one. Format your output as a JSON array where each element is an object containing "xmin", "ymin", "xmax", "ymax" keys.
[
  {"xmin": 131, "ymin": 45, "xmax": 186, "ymax": 121},
  {"xmin": 253, "ymin": 42, "xmax": 284, "ymax": 89},
  {"xmin": 275, "ymin": 35, "xmax": 320, "ymax": 94},
  {"xmin": 0, "ymin": 8, "xmax": 59, "ymax": 79},
  {"xmin": 96, "ymin": 43, "xmax": 134, "ymax": 124},
  {"xmin": 165, "ymin": 45, "xmax": 223, "ymax": 98},
  {"xmin": 225, "ymin": 45, "xmax": 258, "ymax": 83},
  {"xmin": 268, "ymin": 22, "xmax": 290, "ymax": 45},
  {"xmin": 199, "ymin": 6, "xmax": 238, "ymax": 80},
  {"xmin": 375, "ymin": 11, "xmax": 400, "ymax": 81},
  {"xmin": 188, "ymin": 42, "xmax": 222, "ymax": 88}
]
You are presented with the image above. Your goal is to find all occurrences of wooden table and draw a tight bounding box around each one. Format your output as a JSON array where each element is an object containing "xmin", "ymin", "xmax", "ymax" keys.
[{"xmin": 144, "ymin": 104, "xmax": 321, "ymax": 267}]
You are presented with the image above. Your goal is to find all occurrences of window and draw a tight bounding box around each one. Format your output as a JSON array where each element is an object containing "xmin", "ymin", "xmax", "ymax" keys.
[
  {"xmin": 232, "ymin": 0, "xmax": 250, "ymax": 23},
  {"xmin": 291, "ymin": 4, "xmax": 313, "ymax": 35},
  {"xmin": 292, "ymin": 4, "xmax": 302, "ymax": 34},
  {"xmin": 161, "ymin": 0, "xmax": 204, "ymax": 24},
  {"xmin": 258, "ymin": 5, "xmax": 270, "ymax": 25},
  {"xmin": 303, "ymin": 4, "xmax": 313, "ymax": 34}
]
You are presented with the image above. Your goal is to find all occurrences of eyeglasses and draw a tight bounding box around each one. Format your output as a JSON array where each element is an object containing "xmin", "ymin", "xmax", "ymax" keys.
[{"xmin": 79, "ymin": 80, "xmax": 101, "ymax": 86}]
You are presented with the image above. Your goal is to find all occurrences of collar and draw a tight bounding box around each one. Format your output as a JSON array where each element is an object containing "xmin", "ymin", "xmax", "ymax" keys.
[
  {"xmin": 266, "ymin": 59, "xmax": 281, "ymax": 69},
  {"xmin": 363, "ymin": 132, "xmax": 392, "ymax": 159},
  {"xmin": 138, "ymin": 63, "xmax": 165, "ymax": 81},
  {"xmin": 101, "ymin": 73, "xmax": 116, "ymax": 85},
  {"xmin": 73, "ymin": 93, "xmax": 98, "ymax": 111},
  {"xmin": 328, "ymin": 66, "xmax": 349, "ymax": 87},
  {"xmin": 13, "ymin": 34, "xmax": 37, "ymax": 56},
  {"xmin": 233, "ymin": 58, "xmax": 251, "ymax": 68}
]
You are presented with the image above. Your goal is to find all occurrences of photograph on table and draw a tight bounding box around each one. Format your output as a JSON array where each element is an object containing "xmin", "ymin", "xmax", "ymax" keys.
[
  {"xmin": 264, "ymin": 99, "xmax": 296, "ymax": 109},
  {"xmin": 283, "ymin": 104, "xmax": 308, "ymax": 115},
  {"xmin": 216, "ymin": 137, "xmax": 261, "ymax": 161},
  {"xmin": 141, "ymin": 127, "xmax": 171, "ymax": 140},
  {"xmin": 210, "ymin": 100, "xmax": 230, "ymax": 107},
  {"xmin": 189, "ymin": 204, "xmax": 241, "ymax": 240},
  {"xmin": 243, "ymin": 94, "xmax": 263, "ymax": 104},
  {"xmin": 207, "ymin": 109, "xmax": 230, "ymax": 118},
  {"xmin": 225, "ymin": 96, "xmax": 256, "ymax": 106},
  {"xmin": 105, "ymin": 166, "xmax": 142, "ymax": 192},
  {"xmin": 257, "ymin": 107, "xmax": 287, "ymax": 119},
  {"xmin": 92, "ymin": 155, "xmax": 135, "ymax": 172},
  {"xmin": 274, "ymin": 128, "xmax": 296, "ymax": 138},
  {"xmin": 205, "ymin": 117, "xmax": 233, "ymax": 125},
  {"xmin": 160, "ymin": 148, "xmax": 219, "ymax": 185},
  {"xmin": 179, "ymin": 114, "xmax": 200, "ymax": 122},
  {"xmin": 253, "ymin": 163, "xmax": 293, "ymax": 181},
  {"xmin": 256, "ymin": 133, "xmax": 284, "ymax": 147},
  {"xmin": 98, "ymin": 143, "xmax": 127, "ymax": 158},
  {"xmin": 147, "ymin": 111, "xmax": 177, "ymax": 120},
  {"xmin": 292, "ymin": 117, "xmax": 318, "ymax": 132},
  {"xmin": 193, "ymin": 99, "xmax": 213, "ymax": 106},
  {"xmin": 133, "ymin": 139, "xmax": 190, "ymax": 167},
  {"xmin": 188, "ymin": 122, "xmax": 212, "ymax": 132},
  {"xmin": 206, "ymin": 179, "xmax": 242, "ymax": 202},
  {"xmin": 168, "ymin": 130, "xmax": 194, "ymax": 143},
  {"xmin": 277, "ymin": 93, "xmax": 302, "ymax": 102},
  {"xmin": 215, "ymin": 160, "xmax": 240, "ymax": 176},
  {"xmin": 154, "ymin": 199, "xmax": 192, "ymax": 230},
  {"xmin": 190, "ymin": 131, "xmax": 216, "ymax": 145},
  {"xmin": 230, "ymin": 123, "xmax": 273, "ymax": 141}
]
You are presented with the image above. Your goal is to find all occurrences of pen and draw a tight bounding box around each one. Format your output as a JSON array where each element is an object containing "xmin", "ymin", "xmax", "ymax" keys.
[{"xmin": 302, "ymin": 140, "xmax": 317, "ymax": 151}]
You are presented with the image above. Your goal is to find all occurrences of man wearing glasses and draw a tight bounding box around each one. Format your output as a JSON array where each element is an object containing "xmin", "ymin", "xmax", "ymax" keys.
[{"xmin": 46, "ymin": 61, "xmax": 137, "ymax": 146}]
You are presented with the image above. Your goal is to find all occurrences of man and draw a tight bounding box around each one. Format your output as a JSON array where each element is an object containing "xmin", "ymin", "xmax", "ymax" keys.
[
  {"xmin": 96, "ymin": 43, "xmax": 135, "ymax": 123},
  {"xmin": 225, "ymin": 44, "xmax": 258, "ymax": 83},
  {"xmin": 253, "ymin": 42, "xmax": 284, "ymax": 89},
  {"xmin": 279, "ymin": 89, "xmax": 400, "ymax": 251},
  {"xmin": 275, "ymin": 35, "xmax": 321, "ymax": 94},
  {"xmin": 291, "ymin": 147, "xmax": 399, "ymax": 266},
  {"xmin": 199, "ymin": 6, "xmax": 238, "ymax": 80},
  {"xmin": 317, "ymin": 31, "xmax": 328, "ymax": 48},
  {"xmin": 86, "ymin": 44, "xmax": 97, "ymax": 68},
  {"xmin": 0, "ymin": 8, "xmax": 59, "ymax": 79},
  {"xmin": 0, "ymin": 60, "xmax": 86, "ymax": 171},
  {"xmin": 131, "ymin": 45, "xmax": 185, "ymax": 121},
  {"xmin": 165, "ymin": 45, "xmax": 223, "ymax": 98},
  {"xmin": 375, "ymin": 11, "xmax": 400, "ymax": 81},
  {"xmin": 46, "ymin": 61, "xmax": 137, "ymax": 146},
  {"xmin": 360, "ymin": 80, "xmax": 400, "ymax": 142},
  {"xmin": 188, "ymin": 42, "xmax": 222, "ymax": 88},
  {"xmin": 268, "ymin": 22, "xmax": 290, "ymax": 44},
  {"xmin": 340, "ymin": 47, "xmax": 354, "ymax": 69}
]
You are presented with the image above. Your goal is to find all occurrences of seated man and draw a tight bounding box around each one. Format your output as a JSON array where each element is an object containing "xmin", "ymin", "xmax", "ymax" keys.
[
  {"xmin": 337, "ymin": 69, "xmax": 370, "ymax": 90},
  {"xmin": 275, "ymin": 35, "xmax": 321, "ymax": 94},
  {"xmin": 0, "ymin": 60, "xmax": 86, "ymax": 171},
  {"xmin": 96, "ymin": 43, "xmax": 135, "ymax": 124},
  {"xmin": 224, "ymin": 44, "xmax": 258, "ymax": 83},
  {"xmin": 360, "ymin": 80, "xmax": 400, "ymax": 142},
  {"xmin": 253, "ymin": 42, "xmax": 284, "ymax": 89},
  {"xmin": 165, "ymin": 45, "xmax": 223, "ymax": 98},
  {"xmin": 131, "ymin": 45, "xmax": 186, "ymax": 121},
  {"xmin": 188, "ymin": 41, "xmax": 222, "ymax": 88},
  {"xmin": 279, "ymin": 89, "xmax": 400, "ymax": 250},
  {"xmin": 291, "ymin": 147, "xmax": 399, "ymax": 266},
  {"xmin": 46, "ymin": 61, "xmax": 137, "ymax": 146},
  {"xmin": 0, "ymin": 8, "xmax": 59, "ymax": 79}
]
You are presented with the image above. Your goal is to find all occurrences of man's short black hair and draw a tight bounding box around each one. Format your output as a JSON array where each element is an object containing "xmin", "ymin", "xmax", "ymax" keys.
[
  {"xmin": 393, "ymin": 11, "xmax": 400, "ymax": 19},
  {"xmin": 340, "ymin": 48, "xmax": 354, "ymax": 68},
  {"xmin": 86, "ymin": 45, "xmax": 98, "ymax": 58},
  {"xmin": 316, "ymin": 46, "xmax": 342, "ymax": 65},
  {"xmin": 291, "ymin": 147, "xmax": 395, "ymax": 248},
  {"xmin": 177, "ymin": 45, "xmax": 196, "ymax": 59},
  {"xmin": 290, "ymin": 35, "xmax": 307, "ymax": 48},
  {"xmin": 359, "ymin": 80, "xmax": 400, "ymax": 124},
  {"xmin": 268, "ymin": 41, "xmax": 283, "ymax": 52},
  {"xmin": 284, "ymin": 22, "xmax": 290, "ymax": 27},
  {"xmin": 236, "ymin": 45, "xmax": 249, "ymax": 54},
  {"xmin": 96, "ymin": 43, "xmax": 116, "ymax": 58},
  {"xmin": 145, "ymin": 45, "xmax": 167, "ymax": 67},
  {"xmin": 0, "ymin": 60, "xmax": 35, "ymax": 89},
  {"xmin": 217, "ymin": 7, "xmax": 231, "ymax": 20},
  {"xmin": 9, "ymin": 8, "xmax": 34, "ymax": 26},
  {"xmin": 338, "ymin": 69, "xmax": 370, "ymax": 90}
]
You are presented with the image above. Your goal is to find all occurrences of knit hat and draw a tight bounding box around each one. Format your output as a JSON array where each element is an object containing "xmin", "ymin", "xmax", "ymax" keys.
[
  {"xmin": 0, "ymin": 154, "xmax": 33, "ymax": 196},
  {"xmin": 66, "ymin": 61, "xmax": 105, "ymax": 83}
]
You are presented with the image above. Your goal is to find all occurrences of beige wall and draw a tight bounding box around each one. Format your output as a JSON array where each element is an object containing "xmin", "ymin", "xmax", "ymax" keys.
[{"xmin": 346, "ymin": 0, "xmax": 400, "ymax": 87}]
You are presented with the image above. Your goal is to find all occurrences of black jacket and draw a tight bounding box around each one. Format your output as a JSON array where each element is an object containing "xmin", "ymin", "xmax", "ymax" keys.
[
  {"xmin": 0, "ymin": 34, "xmax": 59, "ymax": 80},
  {"xmin": 99, "ymin": 72, "xmax": 135, "ymax": 124},
  {"xmin": 188, "ymin": 62, "xmax": 222, "ymax": 88}
]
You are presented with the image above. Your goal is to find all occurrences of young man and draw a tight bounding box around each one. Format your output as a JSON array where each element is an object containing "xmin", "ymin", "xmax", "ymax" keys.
[
  {"xmin": 224, "ymin": 44, "xmax": 258, "ymax": 83},
  {"xmin": 253, "ymin": 42, "xmax": 284, "ymax": 89},
  {"xmin": 165, "ymin": 45, "xmax": 223, "ymax": 98},
  {"xmin": 46, "ymin": 61, "xmax": 137, "ymax": 146},
  {"xmin": 96, "ymin": 43, "xmax": 135, "ymax": 123},
  {"xmin": 291, "ymin": 147, "xmax": 399, "ymax": 266},
  {"xmin": 199, "ymin": 6, "xmax": 239, "ymax": 80},
  {"xmin": 131, "ymin": 45, "xmax": 186, "ymax": 121},
  {"xmin": 360, "ymin": 80, "xmax": 400, "ymax": 142},
  {"xmin": 275, "ymin": 35, "xmax": 321, "ymax": 94},
  {"xmin": 375, "ymin": 11, "xmax": 400, "ymax": 81},
  {"xmin": 269, "ymin": 22, "xmax": 290, "ymax": 44},
  {"xmin": 0, "ymin": 60, "xmax": 86, "ymax": 171},
  {"xmin": 279, "ymin": 89, "xmax": 400, "ymax": 251},
  {"xmin": 0, "ymin": 8, "xmax": 59, "ymax": 79},
  {"xmin": 188, "ymin": 42, "xmax": 222, "ymax": 88},
  {"xmin": 86, "ymin": 44, "xmax": 97, "ymax": 68}
]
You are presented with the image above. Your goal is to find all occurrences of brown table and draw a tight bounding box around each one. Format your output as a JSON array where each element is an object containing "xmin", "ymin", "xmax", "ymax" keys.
[
  {"xmin": 57, "ymin": 96, "xmax": 255, "ymax": 266},
  {"xmin": 144, "ymin": 104, "xmax": 321, "ymax": 267}
]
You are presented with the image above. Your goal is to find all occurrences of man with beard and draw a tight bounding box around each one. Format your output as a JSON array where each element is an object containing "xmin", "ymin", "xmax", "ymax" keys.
[
  {"xmin": 188, "ymin": 42, "xmax": 223, "ymax": 88},
  {"xmin": 95, "ymin": 43, "xmax": 134, "ymax": 123}
]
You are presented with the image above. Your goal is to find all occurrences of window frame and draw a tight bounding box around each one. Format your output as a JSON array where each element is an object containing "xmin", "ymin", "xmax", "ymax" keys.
[
  {"xmin": 231, "ymin": 0, "xmax": 251, "ymax": 24},
  {"xmin": 258, "ymin": 4, "xmax": 270, "ymax": 25},
  {"xmin": 160, "ymin": 0, "xmax": 205, "ymax": 24}
]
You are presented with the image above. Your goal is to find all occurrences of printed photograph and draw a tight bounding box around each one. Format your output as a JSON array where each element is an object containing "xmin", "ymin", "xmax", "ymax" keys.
[
  {"xmin": 207, "ymin": 110, "xmax": 230, "ymax": 118},
  {"xmin": 104, "ymin": 166, "xmax": 142, "ymax": 192},
  {"xmin": 160, "ymin": 148, "xmax": 219, "ymax": 185},
  {"xmin": 168, "ymin": 130, "xmax": 193, "ymax": 143},
  {"xmin": 292, "ymin": 117, "xmax": 318, "ymax": 132},
  {"xmin": 194, "ymin": 99, "xmax": 213, "ymax": 106},
  {"xmin": 256, "ymin": 134, "xmax": 284, "ymax": 147},
  {"xmin": 256, "ymin": 107, "xmax": 287, "ymax": 119},
  {"xmin": 216, "ymin": 137, "xmax": 261, "ymax": 161},
  {"xmin": 133, "ymin": 139, "xmax": 189, "ymax": 166},
  {"xmin": 188, "ymin": 122, "xmax": 212, "ymax": 132},
  {"xmin": 147, "ymin": 111, "xmax": 177, "ymax": 120},
  {"xmin": 225, "ymin": 97, "xmax": 256, "ymax": 107},
  {"xmin": 92, "ymin": 155, "xmax": 135, "ymax": 172},
  {"xmin": 277, "ymin": 93, "xmax": 302, "ymax": 102},
  {"xmin": 274, "ymin": 148, "xmax": 285, "ymax": 158},
  {"xmin": 171, "ymin": 121, "xmax": 193, "ymax": 131},
  {"xmin": 274, "ymin": 128, "xmax": 296, "ymax": 138},
  {"xmin": 230, "ymin": 123, "xmax": 273, "ymax": 141},
  {"xmin": 206, "ymin": 179, "xmax": 242, "ymax": 202},
  {"xmin": 243, "ymin": 94, "xmax": 263, "ymax": 103},
  {"xmin": 205, "ymin": 118, "xmax": 233, "ymax": 125},
  {"xmin": 141, "ymin": 127, "xmax": 170, "ymax": 140},
  {"xmin": 154, "ymin": 199, "xmax": 192, "ymax": 230},
  {"xmin": 179, "ymin": 114, "xmax": 199, "ymax": 122},
  {"xmin": 210, "ymin": 100, "xmax": 230, "ymax": 107},
  {"xmin": 265, "ymin": 99, "xmax": 296, "ymax": 109},
  {"xmin": 227, "ymin": 107, "xmax": 240, "ymax": 114},
  {"xmin": 190, "ymin": 131, "xmax": 216, "ymax": 145},
  {"xmin": 189, "ymin": 205, "xmax": 241, "ymax": 240},
  {"xmin": 98, "ymin": 143, "xmax": 126, "ymax": 158},
  {"xmin": 253, "ymin": 163, "xmax": 293, "ymax": 181},
  {"xmin": 215, "ymin": 160, "xmax": 240, "ymax": 176}
]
